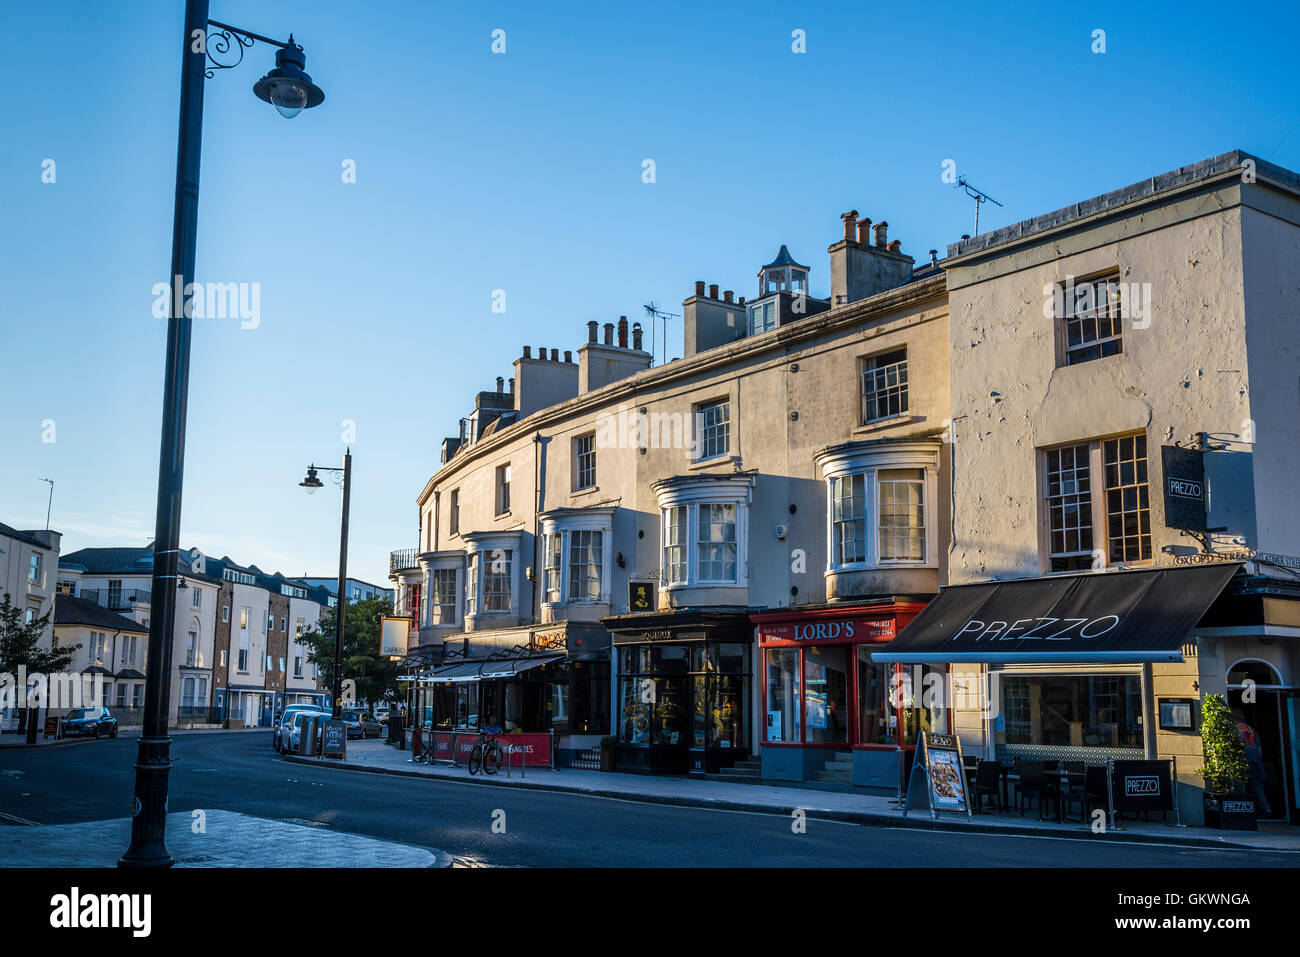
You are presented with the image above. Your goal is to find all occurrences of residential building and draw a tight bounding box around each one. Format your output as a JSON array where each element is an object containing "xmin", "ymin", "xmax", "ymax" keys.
[
  {"xmin": 52, "ymin": 595, "xmax": 150, "ymax": 721},
  {"xmin": 298, "ymin": 576, "xmax": 393, "ymax": 607}
]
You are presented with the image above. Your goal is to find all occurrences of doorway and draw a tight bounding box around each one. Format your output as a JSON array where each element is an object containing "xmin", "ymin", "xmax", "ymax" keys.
[{"xmin": 1227, "ymin": 660, "xmax": 1293, "ymax": 822}]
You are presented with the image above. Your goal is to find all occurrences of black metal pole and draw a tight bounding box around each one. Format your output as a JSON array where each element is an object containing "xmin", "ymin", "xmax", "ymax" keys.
[
  {"xmin": 332, "ymin": 450, "xmax": 351, "ymax": 718},
  {"xmin": 120, "ymin": 0, "xmax": 209, "ymax": 868}
]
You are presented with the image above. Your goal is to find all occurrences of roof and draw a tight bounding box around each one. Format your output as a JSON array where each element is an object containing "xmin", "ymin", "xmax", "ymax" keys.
[
  {"xmin": 760, "ymin": 244, "xmax": 808, "ymax": 272},
  {"xmin": 945, "ymin": 149, "xmax": 1300, "ymax": 261},
  {"xmin": 0, "ymin": 522, "xmax": 53, "ymax": 550},
  {"xmin": 54, "ymin": 595, "xmax": 150, "ymax": 633}
]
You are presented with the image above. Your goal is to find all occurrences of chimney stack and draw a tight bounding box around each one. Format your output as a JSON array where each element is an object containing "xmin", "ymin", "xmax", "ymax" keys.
[
  {"xmin": 708, "ymin": 283, "xmax": 719, "ymax": 300},
  {"xmin": 857, "ymin": 217, "xmax": 872, "ymax": 245},
  {"xmin": 550, "ymin": 348, "xmax": 559, "ymax": 361},
  {"xmin": 887, "ymin": 240, "xmax": 901, "ymax": 253},
  {"xmin": 618, "ymin": 316, "xmax": 628, "ymax": 347},
  {"xmin": 723, "ymin": 290, "xmax": 733, "ymax": 303},
  {"xmin": 587, "ymin": 320, "xmax": 598, "ymax": 343},
  {"xmin": 564, "ymin": 350, "xmax": 572, "ymax": 363},
  {"xmin": 694, "ymin": 280, "xmax": 705, "ymax": 297},
  {"xmin": 538, "ymin": 344, "xmax": 546, "ymax": 359},
  {"xmin": 841, "ymin": 209, "xmax": 858, "ymax": 242},
  {"xmin": 632, "ymin": 322, "xmax": 643, "ymax": 350},
  {"xmin": 873, "ymin": 221, "xmax": 888, "ymax": 248},
  {"xmin": 523, "ymin": 345, "xmax": 532, "ymax": 359},
  {"xmin": 603, "ymin": 322, "xmax": 614, "ymax": 345},
  {"xmin": 738, "ymin": 296, "xmax": 746, "ymax": 306}
]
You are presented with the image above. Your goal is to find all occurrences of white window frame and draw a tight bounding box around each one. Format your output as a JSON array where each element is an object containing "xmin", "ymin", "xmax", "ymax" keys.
[
  {"xmin": 1056, "ymin": 272, "xmax": 1124, "ymax": 366},
  {"xmin": 463, "ymin": 533, "xmax": 522, "ymax": 620},
  {"xmin": 817, "ymin": 441, "xmax": 940, "ymax": 573},
  {"xmin": 574, "ymin": 433, "xmax": 597, "ymax": 490},
  {"xmin": 860, "ymin": 347, "xmax": 909, "ymax": 424},
  {"xmin": 192, "ymin": 587, "xmax": 202, "ymax": 609},
  {"xmin": 653, "ymin": 475, "xmax": 752, "ymax": 591},
  {"xmin": 539, "ymin": 509, "xmax": 614, "ymax": 606},
  {"xmin": 495, "ymin": 464, "xmax": 511, "ymax": 515},
  {"xmin": 692, "ymin": 399, "xmax": 731, "ymax": 461}
]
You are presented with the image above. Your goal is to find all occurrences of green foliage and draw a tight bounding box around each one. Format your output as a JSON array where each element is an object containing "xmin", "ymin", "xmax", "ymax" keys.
[
  {"xmin": 0, "ymin": 592, "xmax": 78, "ymax": 677},
  {"xmin": 1197, "ymin": 693, "xmax": 1248, "ymax": 794},
  {"xmin": 300, "ymin": 596, "xmax": 399, "ymax": 708}
]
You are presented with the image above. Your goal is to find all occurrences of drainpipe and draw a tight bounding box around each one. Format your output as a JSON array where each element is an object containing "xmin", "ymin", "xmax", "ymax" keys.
[
  {"xmin": 1141, "ymin": 662, "xmax": 1157, "ymax": 758},
  {"xmin": 533, "ymin": 431, "xmax": 543, "ymax": 623}
]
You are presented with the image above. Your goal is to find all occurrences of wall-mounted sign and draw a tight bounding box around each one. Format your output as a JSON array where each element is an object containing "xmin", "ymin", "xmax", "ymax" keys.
[
  {"xmin": 760, "ymin": 617, "xmax": 896, "ymax": 643},
  {"xmin": 628, "ymin": 581, "xmax": 656, "ymax": 613},
  {"xmin": 1161, "ymin": 445, "xmax": 1207, "ymax": 531},
  {"xmin": 530, "ymin": 630, "xmax": 567, "ymax": 652},
  {"xmin": 380, "ymin": 616, "xmax": 411, "ymax": 658},
  {"xmin": 1158, "ymin": 697, "xmax": 1197, "ymax": 731}
]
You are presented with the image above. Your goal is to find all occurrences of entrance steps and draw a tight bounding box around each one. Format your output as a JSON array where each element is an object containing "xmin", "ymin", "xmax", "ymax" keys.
[
  {"xmin": 812, "ymin": 751, "xmax": 854, "ymax": 785},
  {"xmin": 706, "ymin": 757, "xmax": 763, "ymax": 784}
]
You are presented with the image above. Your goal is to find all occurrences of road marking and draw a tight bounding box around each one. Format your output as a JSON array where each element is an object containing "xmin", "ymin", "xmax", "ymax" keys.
[{"xmin": 0, "ymin": 811, "xmax": 40, "ymax": 826}]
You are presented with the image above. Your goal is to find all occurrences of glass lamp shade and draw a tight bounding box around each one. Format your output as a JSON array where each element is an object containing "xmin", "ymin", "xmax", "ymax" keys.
[{"xmin": 269, "ymin": 79, "xmax": 309, "ymax": 119}]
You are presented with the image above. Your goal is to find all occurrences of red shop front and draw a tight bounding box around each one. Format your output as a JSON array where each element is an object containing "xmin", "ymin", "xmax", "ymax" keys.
[{"xmin": 752, "ymin": 601, "xmax": 948, "ymax": 788}]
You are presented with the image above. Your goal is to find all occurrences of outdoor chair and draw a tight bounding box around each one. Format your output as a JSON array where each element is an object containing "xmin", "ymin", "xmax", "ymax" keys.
[
  {"xmin": 974, "ymin": 759, "xmax": 1003, "ymax": 814},
  {"xmin": 1016, "ymin": 760, "xmax": 1054, "ymax": 819},
  {"xmin": 1081, "ymin": 765, "xmax": 1109, "ymax": 824}
]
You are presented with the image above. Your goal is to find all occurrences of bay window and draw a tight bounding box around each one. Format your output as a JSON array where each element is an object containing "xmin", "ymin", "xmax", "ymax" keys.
[
  {"xmin": 652, "ymin": 474, "xmax": 753, "ymax": 592},
  {"xmin": 539, "ymin": 507, "xmax": 614, "ymax": 607},
  {"xmin": 464, "ymin": 532, "xmax": 522, "ymax": 621}
]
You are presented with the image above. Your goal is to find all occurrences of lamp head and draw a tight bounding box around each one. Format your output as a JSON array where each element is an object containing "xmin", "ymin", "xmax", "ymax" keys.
[
  {"xmin": 300, "ymin": 466, "xmax": 324, "ymax": 491},
  {"xmin": 253, "ymin": 38, "xmax": 325, "ymax": 119}
]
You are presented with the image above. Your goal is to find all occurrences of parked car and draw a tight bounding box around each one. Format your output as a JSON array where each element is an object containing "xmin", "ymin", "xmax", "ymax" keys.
[
  {"xmin": 341, "ymin": 709, "xmax": 382, "ymax": 739},
  {"xmin": 279, "ymin": 710, "xmax": 327, "ymax": 754},
  {"xmin": 273, "ymin": 704, "xmax": 326, "ymax": 752},
  {"xmin": 372, "ymin": 703, "xmax": 393, "ymax": 726},
  {"xmin": 63, "ymin": 707, "xmax": 118, "ymax": 739}
]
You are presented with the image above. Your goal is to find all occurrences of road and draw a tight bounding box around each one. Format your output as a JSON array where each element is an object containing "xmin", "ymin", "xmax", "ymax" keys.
[{"xmin": 0, "ymin": 731, "xmax": 1295, "ymax": 867}]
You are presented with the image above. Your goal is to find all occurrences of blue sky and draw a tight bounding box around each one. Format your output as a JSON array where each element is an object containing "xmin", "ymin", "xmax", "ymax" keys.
[{"xmin": 1, "ymin": 0, "xmax": 1296, "ymax": 585}]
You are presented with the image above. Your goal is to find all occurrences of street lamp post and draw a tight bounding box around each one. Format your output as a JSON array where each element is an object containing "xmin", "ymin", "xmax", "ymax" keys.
[
  {"xmin": 300, "ymin": 450, "xmax": 352, "ymax": 720},
  {"xmin": 119, "ymin": 0, "xmax": 324, "ymax": 869}
]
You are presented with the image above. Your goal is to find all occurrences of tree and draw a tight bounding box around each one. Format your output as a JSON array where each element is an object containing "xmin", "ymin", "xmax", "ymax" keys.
[
  {"xmin": 299, "ymin": 596, "xmax": 399, "ymax": 709},
  {"xmin": 0, "ymin": 593, "xmax": 78, "ymax": 741},
  {"xmin": 1198, "ymin": 693, "xmax": 1248, "ymax": 794}
]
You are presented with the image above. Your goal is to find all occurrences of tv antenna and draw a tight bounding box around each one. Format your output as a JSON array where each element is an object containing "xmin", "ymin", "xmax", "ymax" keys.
[
  {"xmin": 38, "ymin": 477, "xmax": 54, "ymax": 529},
  {"xmin": 643, "ymin": 301, "xmax": 680, "ymax": 366},
  {"xmin": 954, "ymin": 176, "xmax": 1003, "ymax": 235}
]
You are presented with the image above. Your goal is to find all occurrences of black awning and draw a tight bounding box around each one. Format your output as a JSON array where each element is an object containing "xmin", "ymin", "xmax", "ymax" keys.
[
  {"xmin": 477, "ymin": 655, "xmax": 563, "ymax": 679},
  {"xmin": 872, "ymin": 563, "xmax": 1240, "ymax": 664}
]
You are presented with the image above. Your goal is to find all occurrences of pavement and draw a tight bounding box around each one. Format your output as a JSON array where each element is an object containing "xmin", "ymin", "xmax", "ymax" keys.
[
  {"xmin": 287, "ymin": 738, "xmax": 1300, "ymax": 854},
  {"xmin": 0, "ymin": 808, "xmax": 449, "ymax": 867}
]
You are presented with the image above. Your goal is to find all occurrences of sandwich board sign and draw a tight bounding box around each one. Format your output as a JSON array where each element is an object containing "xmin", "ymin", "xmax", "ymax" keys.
[{"xmin": 902, "ymin": 732, "xmax": 972, "ymax": 820}]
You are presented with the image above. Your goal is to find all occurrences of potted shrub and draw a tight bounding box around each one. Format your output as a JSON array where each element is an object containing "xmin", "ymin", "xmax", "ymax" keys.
[
  {"xmin": 1197, "ymin": 694, "xmax": 1257, "ymax": 830},
  {"xmin": 599, "ymin": 736, "xmax": 617, "ymax": 772}
]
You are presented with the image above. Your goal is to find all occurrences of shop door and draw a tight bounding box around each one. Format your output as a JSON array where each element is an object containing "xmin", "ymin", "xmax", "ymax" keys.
[
  {"xmin": 243, "ymin": 694, "xmax": 257, "ymax": 727},
  {"xmin": 1228, "ymin": 687, "xmax": 1290, "ymax": 820}
]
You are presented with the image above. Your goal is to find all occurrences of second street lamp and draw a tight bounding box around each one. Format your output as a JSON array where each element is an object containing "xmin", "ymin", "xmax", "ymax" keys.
[
  {"xmin": 120, "ymin": 0, "xmax": 325, "ymax": 869},
  {"xmin": 300, "ymin": 450, "xmax": 351, "ymax": 720}
]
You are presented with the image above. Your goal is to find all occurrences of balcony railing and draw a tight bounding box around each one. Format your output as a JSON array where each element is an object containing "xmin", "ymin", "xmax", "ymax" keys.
[
  {"xmin": 80, "ymin": 588, "xmax": 152, "ymax": 611},
  {"xmin": 390, "ymin": 549, "xmax": 419, "ymax": 575}
]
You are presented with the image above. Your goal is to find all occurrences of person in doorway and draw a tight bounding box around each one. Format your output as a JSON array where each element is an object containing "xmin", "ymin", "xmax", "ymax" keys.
[{"xmin": 1233, "ymin": 709, "xmax": 1272, "ymax": 816}]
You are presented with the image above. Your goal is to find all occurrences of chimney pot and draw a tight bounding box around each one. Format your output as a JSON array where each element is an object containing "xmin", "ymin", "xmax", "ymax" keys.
[
  {"xmin": 873, "ymin": 221, "xmax": 888, "ymax": 248},
  {"xmin": 586, "ymin": 320, "xmax": 598, "ymax": 343},
  {"xmin": 603, "ymin": 322, "xmax": 614, "ymax": 346},
  {"xmin": 723, "ymin": 290, "xmax": 733, "ymax": 303},
  {"xmin": 618, "ymin": 316, "xmax": 628, "ymax": 348},
  {"xmin": 961, "ymin": 234, "xmax": 970, "ymax": 241},
  {"xmin": 508, "ymin": 377, "xmax": 515, "ymax": 394},
  {"xmin": 694, "ymin": 280, "xmax": 705, "ymax": 297},
  {"xmin": 857, "ymin": 217, "xmax": 872, "ymax": 244},
  {"xmin": 496, "ymin": 376, "xmax": 504, "ymax": 393},
  {"xmin": 550, "ymin": 348, "xmax": 559, "ymax": 361},
  {"xmin": 538, "ymin": 344, "xmax": 546, "ymax": 359},
  {"xmin": 522, "ymin": 345, "xmax": 532, "ymax": 359},
  {"xmin": 708, "ymin": 284, "xmax": 719, "ymax": 299},
  {"xmin": 563, "ymin": 350, "xmax": 572, "ymax": 363},
  {"xmin": 632, "ymin": 322, "xmax": 643, "ymax": 351},
  {"xmin": 738, "ymin": 296, "xmax": 745, "ymax": 306},
  {"xmin": 929, "ymin": 249, "xmax": 938, "ymax": 267},
  {"xmin": 841, "ymin": 209, "xmax": 859, "ymax": 242}
]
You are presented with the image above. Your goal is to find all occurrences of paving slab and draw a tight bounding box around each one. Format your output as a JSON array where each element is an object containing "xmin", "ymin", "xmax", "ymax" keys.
[
  {"xmin": 0, "ymin": 809, "xmax": 449, "ymax": 868},
  {"xmin": 287, "ymin": 739, "xmax": 1300, "ymax": 854}
]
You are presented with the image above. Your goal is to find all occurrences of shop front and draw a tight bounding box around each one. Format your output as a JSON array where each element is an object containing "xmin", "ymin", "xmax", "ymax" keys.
[
  {"xmin": 603, "ymin": 609, "xmax": 753, "ymax": 775},
  {"xmin": 873, "ymin": 562, "xmax": 1248, "ymax": 823},
  {"xmin": 414, "ymin": 620, "xmax": 611, "ymax": 766},
  {"xmin": 752, "ymin": 601, "xmax": 931, "ymax": 788}
]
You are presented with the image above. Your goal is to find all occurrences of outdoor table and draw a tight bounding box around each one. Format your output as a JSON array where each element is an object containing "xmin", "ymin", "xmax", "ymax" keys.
[{"xmin": 1004, "ymin": 769, "xmax": 1076, "ymax": 822}]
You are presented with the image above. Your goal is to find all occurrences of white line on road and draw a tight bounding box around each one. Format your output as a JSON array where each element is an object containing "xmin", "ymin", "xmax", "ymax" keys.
[{"xmin": 0, "ymin": 810, "xmax": 40, "ymax": 826}]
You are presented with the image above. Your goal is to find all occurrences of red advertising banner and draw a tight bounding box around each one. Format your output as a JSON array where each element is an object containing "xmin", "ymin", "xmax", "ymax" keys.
[
  {"xmin": 498, "ymin": 732, "xmax": 552, "ymax": 768},
  {"xmin": 427, "ymin": 731, "xmax": 553, "ymax": 767}
]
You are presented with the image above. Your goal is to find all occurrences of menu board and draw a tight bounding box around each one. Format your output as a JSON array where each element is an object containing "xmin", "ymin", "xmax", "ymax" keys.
[{"xmin": 903, "ymin": 732, "xmax": 972, "ymax": 820}]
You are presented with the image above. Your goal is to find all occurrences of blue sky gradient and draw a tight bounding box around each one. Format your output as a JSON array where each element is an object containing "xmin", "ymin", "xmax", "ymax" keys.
[{"xmin": 1, "ymin": 0, "xmax": 1296, "ymax": 584}]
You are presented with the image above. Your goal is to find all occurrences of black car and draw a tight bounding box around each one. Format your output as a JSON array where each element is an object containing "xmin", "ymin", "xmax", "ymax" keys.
[{"xmin": 63, "ymin": 707, "xmax": 118, "ymax": 739}]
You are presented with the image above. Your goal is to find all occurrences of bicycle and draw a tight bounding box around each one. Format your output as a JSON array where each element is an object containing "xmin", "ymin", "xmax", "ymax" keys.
[{"xmin": 467, "ymin": 727, "xmax": 505, "ymax": 776}]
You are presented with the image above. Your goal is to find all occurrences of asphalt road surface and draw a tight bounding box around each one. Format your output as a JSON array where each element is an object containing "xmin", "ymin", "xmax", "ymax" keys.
[{"xmin": 1, "ymin": 731, "xmax": 1295, "ymax": 867}]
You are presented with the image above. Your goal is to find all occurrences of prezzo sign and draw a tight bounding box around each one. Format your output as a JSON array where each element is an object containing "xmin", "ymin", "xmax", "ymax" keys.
[
  {"xmin": 1124, "ymin": 775, "xmax": 1160, "ymax": 796},
  {"xmin": 950, "ymin": 615, "xmax": 1121, "ymax": 643},
  {"xmin": 761, "ymin": 618, "xmax": 895, "ymax": 642}
]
